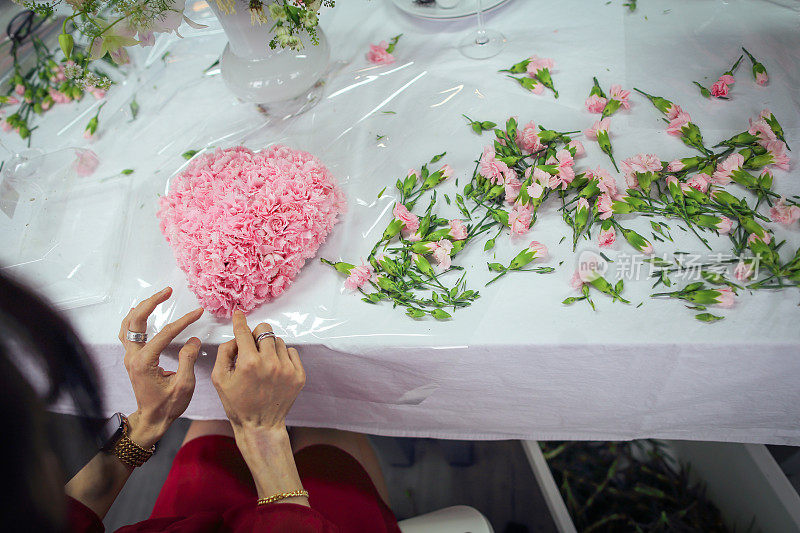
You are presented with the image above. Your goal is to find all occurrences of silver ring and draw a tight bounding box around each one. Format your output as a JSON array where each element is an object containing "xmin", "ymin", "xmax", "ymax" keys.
[
  {"xmin": 126, "ymin": 330, "xmax": 148, "ymax": 343},
  {"xmin": 255, "ymin": 331, "xmax": 276, "ymax": 344}
]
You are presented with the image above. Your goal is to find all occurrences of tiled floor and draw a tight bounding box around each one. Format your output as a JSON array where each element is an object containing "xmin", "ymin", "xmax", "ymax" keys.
[{"xmin": 51, "ymin": 414, "xmax": 556, "ymax": 532}]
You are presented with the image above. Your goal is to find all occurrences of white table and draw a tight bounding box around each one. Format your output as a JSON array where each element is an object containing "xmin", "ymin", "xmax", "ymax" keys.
[{"xmin": 3, "ymin": 0, "xmax": 800, "ymax": 444}]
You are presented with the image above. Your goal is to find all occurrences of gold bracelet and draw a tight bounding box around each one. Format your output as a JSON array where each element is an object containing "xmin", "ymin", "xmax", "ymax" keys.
[
  {"xmin": 257, "ymin": 490, "xmax": 309, "ymax": 505},
  {"xmin": 110, "ymin": 414, "xmax": 155, "ymax": 468}
]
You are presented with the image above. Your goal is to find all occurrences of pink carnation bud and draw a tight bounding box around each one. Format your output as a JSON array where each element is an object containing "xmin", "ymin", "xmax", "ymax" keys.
[
  {"xmin": 344, "ymin": 264, "xmax": 373, "ymax": 290},
  {"xmin": 448, "ymin": 219, "xmax": 468, "ymax": 240},
  {"xmin": 598, "ymin": 226, "xmax": 616, "ymax": 247},
  {"xmin": 667, "ymin": 160, "xmax": 685, "ymax": 172},
  {"xmin": 527, "ymin": 240, "xmax": 548, "ymax": 259},
  {"xmin": 366, "ymin": 42, "xmax": 395, "ymax": 65},
  {"xmin": 733, "ymin": 261, "xmax": 754, "ymax": 281},
  {"xmin": 716, "ymin": 216, "xmax": 733, "ymax": 234},
  {"xmin": 714, "ymin": 287, "xmax": 735, "ymax": 308},
  {"xmin": 585, "ymin": 94, "xmax": 607, "ymax": 114},
  {"xmin": 710, "ymin": 80, "xmax": 729, "ymax": 98}
]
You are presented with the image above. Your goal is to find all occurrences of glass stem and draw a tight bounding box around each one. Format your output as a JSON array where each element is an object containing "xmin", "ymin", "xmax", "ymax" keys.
[{"xmin": 475, "ymin": 0, "xmax": 488, "ymax": 45}]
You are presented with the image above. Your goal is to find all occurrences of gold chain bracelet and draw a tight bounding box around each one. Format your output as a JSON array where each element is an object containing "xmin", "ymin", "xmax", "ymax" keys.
[{"xmin": 257, "ymin": 490, "xmax": 309, "ymax": 505}]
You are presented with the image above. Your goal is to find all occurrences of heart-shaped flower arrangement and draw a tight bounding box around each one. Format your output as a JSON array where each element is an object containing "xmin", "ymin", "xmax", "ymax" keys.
[{"xmin": 157, "ymin": 145, "xmax": 345, "ymax": 317}]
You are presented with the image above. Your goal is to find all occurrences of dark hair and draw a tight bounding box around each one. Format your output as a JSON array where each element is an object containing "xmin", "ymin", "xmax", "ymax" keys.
[{"xmin": 0, "ymin": 271, "xmax": 104, "ymax": 531}]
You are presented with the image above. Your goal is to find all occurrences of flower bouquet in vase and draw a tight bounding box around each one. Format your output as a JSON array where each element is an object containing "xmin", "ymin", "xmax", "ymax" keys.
[{"xmin": 207, "ymin": 0, "xmax": 333, "ymax": 116}]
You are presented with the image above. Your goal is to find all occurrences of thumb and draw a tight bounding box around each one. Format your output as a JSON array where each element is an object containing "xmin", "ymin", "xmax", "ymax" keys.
[{"xmin": 175, "ymin": 337, "xmax": 201, "ymax": 390}]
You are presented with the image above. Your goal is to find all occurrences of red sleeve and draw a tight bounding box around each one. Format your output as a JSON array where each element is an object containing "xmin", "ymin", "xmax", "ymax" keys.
[
  {"xmin": 224, "ymin": 502, "xmax": 339, "ymax": 532},
  {"xmin": 67, "ymin": 496, "xmax": 104, "ymax": 533}
]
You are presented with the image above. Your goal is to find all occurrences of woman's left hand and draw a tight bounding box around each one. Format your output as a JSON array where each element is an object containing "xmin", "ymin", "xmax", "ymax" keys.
[{"xmin": 118, "ymin": 287, "xmax": 204, "ymax": 447}]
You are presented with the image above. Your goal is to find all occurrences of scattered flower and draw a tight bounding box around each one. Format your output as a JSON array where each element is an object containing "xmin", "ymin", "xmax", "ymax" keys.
[{"xmin": 769, "ymin": 198, "xmax": 800, "ymax": 226}]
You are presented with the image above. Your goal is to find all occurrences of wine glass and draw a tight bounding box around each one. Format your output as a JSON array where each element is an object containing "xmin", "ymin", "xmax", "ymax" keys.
[{"xmin": 458, "ymin": 0, "xmax": 505, "ymax": 59}]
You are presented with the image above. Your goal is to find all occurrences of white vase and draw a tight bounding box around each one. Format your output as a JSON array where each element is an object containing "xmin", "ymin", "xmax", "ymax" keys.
[{"xmin": 207, "ymin": 2, "xmax": 330, "ymax": 117}]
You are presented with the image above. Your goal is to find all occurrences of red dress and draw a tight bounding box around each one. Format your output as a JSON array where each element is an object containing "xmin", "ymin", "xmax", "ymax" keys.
[{"xmin": 69, "ymin": 436, "xmax": 401, "ymax": 533}]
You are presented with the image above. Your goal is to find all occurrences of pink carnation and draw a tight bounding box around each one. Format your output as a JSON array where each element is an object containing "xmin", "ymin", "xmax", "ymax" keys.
[
  {"xmin": 667, "ymin": 160, "xmax": 685, "ymax": 172},
  {"xmin": 748, "ymin": 117, "xmax": 777, "ymax": 142},
  {"xmin": 620, "ymin": 153, "xmax": 661, "ymax": 189},
  {"xmin": 710, "ymin": 80, "xmax": 729, "ymax": 98},
  {"xmin": 569, "ymin": 270, "xmax": 585, "ymax": 290},
  {"xmin": 526, "ymin": 55, "xmax": 554, "ymax": 75},
  {"xmin": 345, "ymin": 264, "xmax": 372, "ymax": 290},
  {"xmin": 367, "ymin": 41, "xmax": 395, "ymax": 65},
  {"xmin": 756, "ymin": 71, "xmax": 769, "ymax": 86},
  {"xmin": 748, "ymin": 232, "xmax": 771, "ymax": 245},
  {"xmin": 449, "ymin": 219, "xmax": 468, "ymax": 240},
  {"xmin": 598, "ymin": 226, "xmax": 616, "ymax": 247},
  {"xmin": 6, "ymin": 96, "xmax": 19, "ymax": 105},
  {"xmin": 568, "ymin": 140, "xmax": 585, "ymax": 158},
  {"xmin": 718, "ymin": 74, "xmax": 735, "ymax": 85},
  {"xmin": 480, "ymin": 146, "xmax": 510, "ymax": 184},
  {"xmin": 530, "ymin": 81, "xmax": 545, "ymax": 94},
  {"xmin": 157, "ymin": 146, "xmax": 345, "ymax": 317},
  {"xmin": 715, "ymin": 287, "xmax": 735, "ymax": 308},
  {"xmin": 665, "ymin": 104, "xmax": 683, "ymax": 120},
  {"xmin": 666, "ymin": 112, "xmax": 692, "ymax": 136},
  {"xmin": 430, "ymin": 239, "xmax": 453, "ymax": 270},
  {"xmin": 584, "ymin": 118, "xmax": 610, "ymax": 141},
  {"xmin": 685, "ymin": 174, "xmax": 709, "ymax": 193},
  {"xmin": 716, "ymin": 216, "xmax": 733, "ymax": 234},
  {"xmin": 596, "ymin": 193, "xmax": 613, "ymax": 220},
  {"xmin": 72, "ymin": 149, "xmax": 99, "ymax": 177},
  {"xmin": 769, "ymin": 197, "xmax": 800, "ymax": 226},
  {"xmin": 14, "ymin": 84, "xmax": 25, "ymax": 95},
  {"xmin": 393, "ymin": 203, "xmax": 419, "ymax": 233},
  {"xmin": 588, "ymin": 167, "xmax": 618, "ymax": 198},
  {"xmin": 440, "ymin": 164, "xmax": 455, "ymax": 180},
  {"xmin": 733, "ymin": 261, "xmax": 754, "ymax": 281},
  {"xmin": 711, "ymin": 153, "xmax": 744, "ymax": 184},
  {"xmin": 528, "ymin": 240, "xmax": 548, "ymax": 259},
  {"xmin": 763, "ymin": 140, "xmax": 790, "ymax": 171},
  {"xmin": 585, "ymin": 94, "xmax": 607, "ymax": 113},
  {"xmin": 509, "ymin": 205, "xmax": 533, "ymax": 236},
  {"xmin": 517, "ymin": 122, "xmax": 542, "ymax": 153},
  {"xmin": 609, "ymin": 84, "xmax": 631, "ymax": 109},
  {"xmin": 504, "ymin": 175, "xmax": 522, "ymax": 204}
]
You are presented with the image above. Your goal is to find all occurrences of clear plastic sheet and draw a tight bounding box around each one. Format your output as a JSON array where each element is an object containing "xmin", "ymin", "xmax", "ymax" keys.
[
  {"xmin": 4, "ymin": 0, "xmax": 799, "ymax": 442},
  {"xmin": 0, "ymin": 148, "xmax": 132, "ymax": 308}
]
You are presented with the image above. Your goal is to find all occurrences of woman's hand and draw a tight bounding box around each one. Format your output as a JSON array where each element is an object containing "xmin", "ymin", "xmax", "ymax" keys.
[
  {"xmin": 119, "ymin": 287, "xmax": 204, "ymax": 447},
  {"xmin": 211, "ymin": 310, "xmax": 308, "ymax": 503},
  {"xmin": 211, "ymin": 311, "xmax": 305, "ymax": 433}
]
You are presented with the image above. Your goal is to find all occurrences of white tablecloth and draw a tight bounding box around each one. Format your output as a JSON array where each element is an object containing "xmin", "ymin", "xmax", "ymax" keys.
[{"xmin": 3, "ymin": 0, "xmax": 800, "ymax": 444}]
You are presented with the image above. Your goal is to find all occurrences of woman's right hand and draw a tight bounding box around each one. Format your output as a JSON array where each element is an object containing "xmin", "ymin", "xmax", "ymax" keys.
[{"xmin": 211, "ymin": 311, "xmax": 306, "ymax": 433}]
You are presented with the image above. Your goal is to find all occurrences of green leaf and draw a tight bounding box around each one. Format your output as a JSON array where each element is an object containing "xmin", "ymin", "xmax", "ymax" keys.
[
  {"xmin": 432, "ymin": 309, "xmax": 452, "ymax": 320},
  {"xmin": 487, "ymin": 262, "xmax": 505, "ymax": 272},
  {"xmin": 120, "ymin": 169, "xmax": 134, "ymax": 175},
  {"xmin": 182, "ymin": 149, "xmax": 199, "ymax": 160},
  {"xmin": 695, "ymin": 312, "xmax": 724, "ymax": 322},
  {"xmin": 484, "ymin": 238, "xmax": 496, "ymax": 251},
  {"xmin": 406, "ymin": 308, "xmax": 425, "ymax": 318},
  {"xmin": 129, "ymin": 98, "xmax": 140, "ymax": 121},
  {"xmin": 430, "ymin": 152, "xmax": 446, "ymax": 163},
  {"xmin": 562, "ymin": 297, "xmax": 582, "ymax": 305},
  {"xmin": 377, "ymin": 186, "xmax": 387, "ymax": 198}
]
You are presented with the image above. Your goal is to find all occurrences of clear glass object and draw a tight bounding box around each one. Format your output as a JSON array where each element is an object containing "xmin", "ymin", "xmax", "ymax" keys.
[
  {"xmin": 458, "ymin": 0, "xmax": 506, "ymax": 59},
  {"xmin": 208, "ymin": 2, "xmax": 330, "ymax": 118}
]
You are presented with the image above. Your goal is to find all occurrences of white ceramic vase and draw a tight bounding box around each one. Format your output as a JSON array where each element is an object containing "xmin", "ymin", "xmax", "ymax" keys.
[{"xmin": 207, "ymin": 2, "xmax": 330, "ymax": 116}]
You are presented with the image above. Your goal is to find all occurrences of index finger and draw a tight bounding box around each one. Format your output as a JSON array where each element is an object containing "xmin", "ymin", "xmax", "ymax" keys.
[
  {"xmin": 140, "ymin": 308, "xmax": 204, "ymax": 363},
  {"xmin": 128, "ymin": 287, "xmax": 173, "ymax": 334},
  {"xmin": 232, "ymin": 310, "xmax": 256, "ymax": 354}
]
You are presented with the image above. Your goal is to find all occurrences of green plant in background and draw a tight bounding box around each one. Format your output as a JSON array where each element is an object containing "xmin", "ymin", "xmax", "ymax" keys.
[{"xmin": 540, "ymin": 440, "xmax": 729, "ymax": 532}]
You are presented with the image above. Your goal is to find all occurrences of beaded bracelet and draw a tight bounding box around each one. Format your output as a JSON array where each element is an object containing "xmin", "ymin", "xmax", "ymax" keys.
[{"xmin": 257, "ymin": 490, "xmax": 309, "ymax": 506}]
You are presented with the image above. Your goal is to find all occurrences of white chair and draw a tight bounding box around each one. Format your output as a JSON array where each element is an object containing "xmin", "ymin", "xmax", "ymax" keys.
[{"xmin": 398, "ymin": 505, "xmax": 494, "ymax": 533}]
